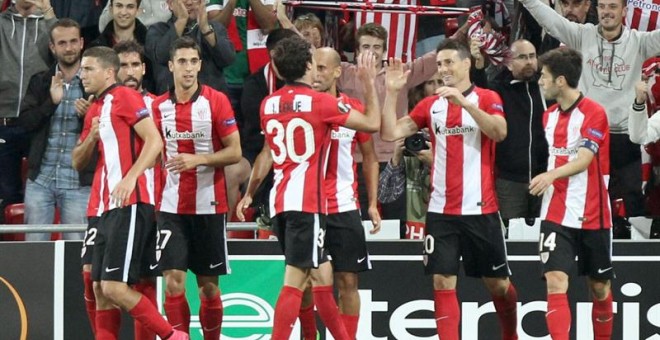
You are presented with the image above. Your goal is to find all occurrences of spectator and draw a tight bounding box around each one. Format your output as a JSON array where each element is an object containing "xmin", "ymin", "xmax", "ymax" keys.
[
  {"xmin": 0, "ymin": 0, "xmax": 56, "ymax": 224},
  {"xmin": 207, "ymin": 0, "xmax": 276, "ymax": 115},
  {"xmin": 381, "ymin": 40, "xmax": 518, "ymax": 340},
  {"xmin": 530, "ymin": 47, "xmax": 614, "ymax": 340},
  {"xmin": 89, "ymin": 0, "xmax": 147, "ymax": 48},
  {"xmin": 520, "ymin": 0, "xmax": 660, "ymax": 236},
  {"xmin": 338, "ymin": 22, "xmax": 438, "ymax": 163},
  {"xmin": 99, "ymin": 0, "xmax": 172, "ymax": 30},
  {"xmin": 18, "ymin": 18, "xmax": 90, "ymax": 241},
  {"xmin": 51, "ymin": 0, "xmax": 106, "ymax": 44},
  {"xmin": 521, "ymin": 0, "xmax": 596, "ymax": 55},
  {"xmin": 88, "ymin": 0, "xmax": 154, "ymax": 92},
  {"xmin": 478, "ymin": 39, "xmax": 549, "ymax": 230},
  {"xmin": 145, "ymin": 0, "xmax": 235, "ymax": 94},
  {"xmin": 377, "ymin": 72, "xmax": 441, "ymax": 239},
  {"xmin": 630, "ymin": 80, "xmax": 660, "ymax": 145},
  {"xmin": 294, "ymin": 12, "xmax": 324, "ymax": 48}
]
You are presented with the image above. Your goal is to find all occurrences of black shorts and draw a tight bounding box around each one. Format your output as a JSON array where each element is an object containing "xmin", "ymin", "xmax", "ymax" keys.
[
  {"xmin": 423, "ymin": 212, "xmax": 511, "ymax": 278},
  {"xmin": 539, "ymin": 221, "xmax": 615, "ymax": 280},
  {"xmin": 140, "ymin": 218, "xmax": 160, "ymax": 278},
  {"xmin": 91, "ymin": 204, "xmax": 155, "ymax": 284},
  {"xmin": 81, "ymin": 216, "xmax": 100, "ymax": 265},
  {"xmin": 156, "ymin": 212, "xmax": 229, "ymax": 276},
  {"xmin": 326, "ymin": 210, "xmax": 371, "ymax": 273},
  {"xmin": 495, "ymin": 178, "xmax": 542, "ymax": 220},
  {"xmin": 272, "ymin": 211, "xmax": 329, "ymax": 269}
]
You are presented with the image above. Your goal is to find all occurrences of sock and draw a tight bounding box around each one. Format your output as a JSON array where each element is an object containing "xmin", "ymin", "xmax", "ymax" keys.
[
  {"xmin": 546, "ymin": 293, "xmax": 571, "ymax": 340},
  {"xmin": 492, "ymin": 284, "xmax": 519, "ymax": 340},
  {"xmin": 592, "ymin": 291, "xmax": 613, "ymax": 340},
  {"xmin": 434, "ymin": 289, "xmax": 460, "ymax": 340},
  {"xmin": 200, "ymin": 292, "xmax": 223, "ymax": 340},
  {"xmin": 312, "ymin": 285, "xmax": 349, "ymax": 340},
  {"xmin": 129, "ymin": 295, "xmax": 175, "ymax": 338},
  {"xmin": 341, "ymin": 314, "xmax": 359, "ymax": 340},
  {"xmin": 164, "ymin": 292, "xmax": 191, "ymax": 334},
  {"xmin": 82, "ymin": 271, "xmax": 96, "ymax": 335},
  {"xmin": 299, "ymin": 304, "xmax": 317, "ymax": 340},
  {"xmin": 133, "ymin": 281, "xmax": 158, "ymax": 340},
  {"xmin": 95, "ymin": 308, "xmax": 121, "ymax": 340},
  {"xmin": 272, "ymin": 285, "xmax": 303, "ymax": 340}
]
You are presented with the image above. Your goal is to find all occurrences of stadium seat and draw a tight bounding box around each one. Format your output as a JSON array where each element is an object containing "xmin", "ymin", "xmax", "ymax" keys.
[{"xmin": 2, "ymin": 203, "xmax": 26, "ymax": 241}]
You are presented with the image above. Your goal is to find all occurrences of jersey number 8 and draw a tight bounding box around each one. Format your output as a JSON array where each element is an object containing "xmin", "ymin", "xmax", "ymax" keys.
[{"xmin": 266, "ymin": 118, "xmax": 315, "ymax": 165}]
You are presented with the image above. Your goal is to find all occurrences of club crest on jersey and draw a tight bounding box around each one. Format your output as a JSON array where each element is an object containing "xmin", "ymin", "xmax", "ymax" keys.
[
  {"xmin": 196, "ymin": 108, "xmax": 210, "ymax": 120},
  {"xmin": 136, "ymin": 107, "xmax": 149, "ymax": 119},
  {"xmin": 164, "ymin": 126, "xmax": 206, "ymax": 140}
]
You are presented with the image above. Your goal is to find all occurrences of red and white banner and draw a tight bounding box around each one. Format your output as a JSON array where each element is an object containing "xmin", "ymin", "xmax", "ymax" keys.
[
  {"xmin": 354, "ymin": 0, "xmax": 419, "ymax": 62},
  {"xmin": 625, "ymin": 0, "xmax": 660, "ymax": 31}
]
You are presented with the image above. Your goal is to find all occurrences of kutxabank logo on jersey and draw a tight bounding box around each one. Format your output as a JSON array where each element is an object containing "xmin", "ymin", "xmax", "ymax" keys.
[{"xmin": 164, "ymin": 126, "xmax": 207, "ymax": 140}]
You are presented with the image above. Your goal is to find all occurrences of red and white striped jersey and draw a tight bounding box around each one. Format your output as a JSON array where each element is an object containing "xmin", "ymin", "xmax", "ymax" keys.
[
  {"xmin": 540, "ymin": 96, "xmax": 612, "ymax": 230},
  {"xmin": 625, "ymin": 0, "xmax": 660, "ymax": 31},
  {"xmin": 409, "ymin": 85, "xmax": 504, "ymax": 215},
  {"xmin": 84, "ymin": 91, "xmax": 159, "ymax": 217},
  {"xmin": 326, "ymin": 93, "xmax": 371, "ymax": 213},
  {"xmin": 152, "ymin": 85, "xmax": 238, "ymax": 215},
  {"xmin": 355, "ymin": 0, "xmax": 418, "ymax": 62},
  {"xmin": 261, "ymin": 83, "xmax": 350, "ymax": 216},
  {"xmin": 79, "ymin": 85, "xmax": 155, "ymax": 212}
]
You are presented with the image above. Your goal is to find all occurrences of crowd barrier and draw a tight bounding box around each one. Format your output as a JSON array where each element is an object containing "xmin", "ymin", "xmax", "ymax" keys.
[{"xmin": 1, "ymin": 240, "xmax": 660, "ymax": 339}]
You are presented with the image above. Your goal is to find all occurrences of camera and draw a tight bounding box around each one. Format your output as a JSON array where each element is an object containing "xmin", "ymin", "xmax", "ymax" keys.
[{"xmin": 404, "ymin": 131, "xmax": 429, "ymax": 156}]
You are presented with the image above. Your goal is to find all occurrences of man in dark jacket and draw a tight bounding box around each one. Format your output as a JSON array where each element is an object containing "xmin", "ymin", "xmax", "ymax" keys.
[
  {"xmin": 88, "ymin": 0, "xmax": 154, "ymax": 92},
  {"xmin": 18, "ymin": 18, "xmax": 94, "ymax": 241},
  {"xmin": 490, "ymin": 39, "xmax": 549, "ymax": 229},
  {"xmin": 145, "ymin": 0, "xmax": 235, "ymax": 94},
  {"xmin": 0, "ymin": 0, "xmax": 56, "ymax": 224}
]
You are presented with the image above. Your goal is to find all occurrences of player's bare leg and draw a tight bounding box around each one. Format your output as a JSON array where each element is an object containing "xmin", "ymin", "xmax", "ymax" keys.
[
  {"xmin": 432, "ymin": 274, "xmax": 459, "ymax": 340},
  {"xmin": 545, "ymin": 271, "xmax": 570, "ymax": 340},
  {"xmin": 164, "ymin": 269, "xmax": 191, "ymax": 333}
]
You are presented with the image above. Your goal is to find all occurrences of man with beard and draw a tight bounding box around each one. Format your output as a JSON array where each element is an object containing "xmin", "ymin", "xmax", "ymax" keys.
[
  {"xmin": 523, "ymin": 0, "xmax": 596, "ymax": 54},
  {"xmin": 18, "ymin": 18, "xmax": 91, "ymax": 242},
  {"xmin": 480, "ymin": 39, "xmax": 549, "ymax": 231}
]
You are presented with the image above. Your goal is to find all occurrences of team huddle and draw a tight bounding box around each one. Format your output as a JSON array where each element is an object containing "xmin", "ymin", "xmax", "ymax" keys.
[{"xmin": 73, "ymin": 28, "xmax": 616, "ymax": 340}]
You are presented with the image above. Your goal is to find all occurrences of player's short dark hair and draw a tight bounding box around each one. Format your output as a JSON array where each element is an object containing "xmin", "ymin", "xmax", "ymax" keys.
[
  {"xmin": 356, "ymin": 23, "xmax": 388, "ymax": 51},
  {"xmin": 436, "ymin": 39, "xmax": 471, "ymax": 60},
  {"xmin": 110, "ymin": 0, "xmax": 142, "ymax": 6},
  {"xmin": 271, "ymin": 35, "xmax": 312, "ymax": 83},
  {"xmin": 83, "ymin": 46, "xmax": 120, "ymax": 73},
  {"xmin": 49, "ymin": 18, "xmax": 81, "ymax": 42},
  {"xmin": 266, "ymin": 28, "xmax": 299, "ymax": 52},
  {"xmin": 113, "ymin": 40, "xmax": 145, "ymax": 63},
  {"xmin": 169, "ymin": 37, "xmax": 202, "ymax": 61},
  {"xmin": 539, "ymin": 47, "xmax": 582, "ymax": 88}
]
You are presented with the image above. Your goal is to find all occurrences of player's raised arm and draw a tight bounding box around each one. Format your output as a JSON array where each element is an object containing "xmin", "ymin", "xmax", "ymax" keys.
[
  {"xmin": 342, "ymin": 51, "xmax": 380, "ymax": 133},
  {"xmin": 381, "ymin": 58, "xmax": 418, "ymax": 142}
]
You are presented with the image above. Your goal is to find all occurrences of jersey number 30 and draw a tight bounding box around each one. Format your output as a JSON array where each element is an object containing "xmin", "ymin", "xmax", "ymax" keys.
[{"xmin": 267, "ymin": 118, "xmax": 315, "ymax": 165}]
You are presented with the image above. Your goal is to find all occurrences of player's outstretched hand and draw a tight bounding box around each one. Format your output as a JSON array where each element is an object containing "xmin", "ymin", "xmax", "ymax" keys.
[
  {"xmin": 236, "ymin": 195, "xmax": 253, "ymax": 222},
  {"xmin": 385, "ymin": 57, "xmax": 410, "ymax": 92},
  {"xmin": 368, "ymin": 205, "xmax": 382, "ymax": 234}
]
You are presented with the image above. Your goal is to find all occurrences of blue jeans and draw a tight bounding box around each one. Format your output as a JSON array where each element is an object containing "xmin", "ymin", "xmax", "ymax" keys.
[
  {"xmin": 0, "ymin": 125, "xmax": 29, "ymax": 223},
  {"xmin": 24, "ymin": 179, "xmax": 89, "ymax": 241}
]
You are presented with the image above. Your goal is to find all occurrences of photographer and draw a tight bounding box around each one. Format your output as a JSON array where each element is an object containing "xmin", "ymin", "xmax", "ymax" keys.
[{"xmin": 378, "ymin": 133, "xmax": 432, "ymax": 239}]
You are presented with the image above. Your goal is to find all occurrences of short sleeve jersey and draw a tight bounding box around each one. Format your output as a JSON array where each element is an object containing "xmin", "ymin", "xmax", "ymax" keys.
[
  {"xmin": 540, "ymin": 96, "xmax": 612, "ymax": 230},
  {"xmin": 260, "ymin": 83, "xmax": 350, "ymax": 217},
  {"xmin": 408, "ymin": 85, "xmax": 504, "ymax": 215},
  {"xmin": 325, "ymin": 93, "xmax": 371, "ymax": 213},
  {"xmin": 152, "ymin": 85, "xmax": 238, "ymax": 214},
  {"xmin": 79, "ymin": 85, "xmax": 155, "ymax": 212}
]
